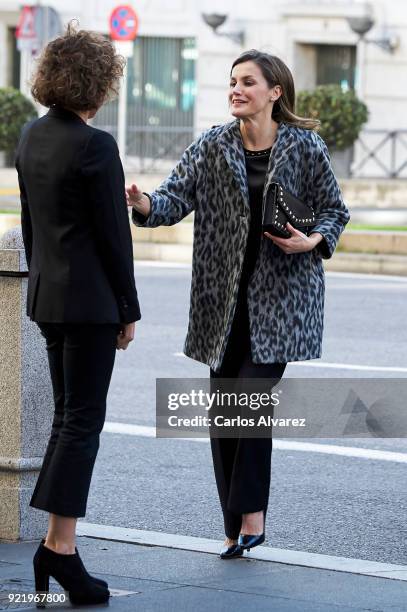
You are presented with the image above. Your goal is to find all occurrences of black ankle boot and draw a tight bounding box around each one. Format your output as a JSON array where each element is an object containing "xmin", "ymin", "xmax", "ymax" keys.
[
  {"xmin": 40, "ymin": 539, "xmax": 108, "ymax": 588},
  {"xmin": 33, "ymin": 542, "xmax": 109, "ymax": 607}
]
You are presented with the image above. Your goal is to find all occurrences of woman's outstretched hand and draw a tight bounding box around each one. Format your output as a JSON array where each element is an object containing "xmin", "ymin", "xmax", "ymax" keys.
[
  {"xmin": 126, "ymin": 184, "xmax": 151, "ymax": 217},
  {"xmin": 264, "ymin": 222, "xmax": 323, "ymax": 254}
]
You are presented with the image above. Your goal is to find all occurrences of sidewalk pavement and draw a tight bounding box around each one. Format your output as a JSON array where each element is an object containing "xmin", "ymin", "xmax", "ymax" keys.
[
  {"xmin": 0, "ymin": 170, "xmax": 164, "ymax": 213},
  {"xmin": 1, "ymin": 534, "xmax": 407, "ymax": 611},
  {"xmin": 0, "ymin": 169, "xmax": 164, "ymax": 196}
]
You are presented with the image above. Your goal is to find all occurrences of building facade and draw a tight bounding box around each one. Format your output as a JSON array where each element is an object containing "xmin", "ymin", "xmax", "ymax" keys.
[{"xmin": 0, "ymin": 0, "xmax": 406, "ymax": 176}]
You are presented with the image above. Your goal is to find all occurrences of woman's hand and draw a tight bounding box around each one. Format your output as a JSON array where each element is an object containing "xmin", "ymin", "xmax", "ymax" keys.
[
  {"xmin": 126, "ymin": 184, "xmax": 151, "ymax": 217},
  {"xmin": 264, "ymin": 222, "xmax": 323, "ymax": 254},
  {"xmin": 117, "ymin": 322, "xmax": 135, "ymax": 350}
]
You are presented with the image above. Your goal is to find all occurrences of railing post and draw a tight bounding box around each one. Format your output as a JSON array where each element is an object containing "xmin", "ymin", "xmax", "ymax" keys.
[
  {"xmin": 390, "ymin": 131, "xmax": 396, "ymax": 178},
  {"xmin": 0, "ymin": 227, "xmax": 52, "ymax": 540}
]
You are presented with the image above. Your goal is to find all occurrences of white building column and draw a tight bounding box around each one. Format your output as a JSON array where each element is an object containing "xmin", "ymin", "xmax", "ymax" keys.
[{"xmin": 0, "ymin": 21, "xmax": 7, "ymax": 88}]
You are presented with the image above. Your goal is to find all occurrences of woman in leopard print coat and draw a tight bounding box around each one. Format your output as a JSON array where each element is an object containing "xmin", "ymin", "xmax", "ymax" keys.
[{"xmin": 129, "ymin": 50, "xmax": 350, "ymax": 558}]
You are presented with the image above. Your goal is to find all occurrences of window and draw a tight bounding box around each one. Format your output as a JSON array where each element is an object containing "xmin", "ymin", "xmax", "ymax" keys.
[
  {"xmin": 316, "ymin": 45, "xmax": 356, "ymax": 91},
  {"xmin": 93, "ymin": 36, "xmax": 197, "ymax": 165}
]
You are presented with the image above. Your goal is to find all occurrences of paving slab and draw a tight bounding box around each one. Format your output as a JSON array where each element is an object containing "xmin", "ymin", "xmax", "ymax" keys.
[{"xmin": 1, "ymin": 537, "xmax": 407, "ymax": 611}]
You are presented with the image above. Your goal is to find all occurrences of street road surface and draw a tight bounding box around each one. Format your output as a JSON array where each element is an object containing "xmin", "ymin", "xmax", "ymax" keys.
[{"xmin": 70, "ymin": 263, "xmax": 407, "ymax": 565}]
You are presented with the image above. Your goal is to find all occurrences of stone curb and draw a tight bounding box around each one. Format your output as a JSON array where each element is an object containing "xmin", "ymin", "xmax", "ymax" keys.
[
  {"xmin": 2, "ymin": 167, "xmax": 407, "ymax": 207},
  {"xmin": 1, "ymin": 214, "xmax": 407, "ymax": 276},
  {"xmin": 77, "ymin": 522, "xmax": 407, "ymax": 582},
  {"xmin": 133, "ymin": 242, "xmax": 407, "ymax": 276}
]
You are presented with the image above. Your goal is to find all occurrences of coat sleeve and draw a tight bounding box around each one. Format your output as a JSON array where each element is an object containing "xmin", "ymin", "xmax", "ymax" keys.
[
  {"xmin": 310, "ymin": 133, "xmax": 350, "ymax": 259},
  {"xmin": 81, "ymin": 130, "xmax": 141, "ymax": 324},
  {"xmin": 132, "ymin": 133, "xmax": 204, "ymax": 228}
]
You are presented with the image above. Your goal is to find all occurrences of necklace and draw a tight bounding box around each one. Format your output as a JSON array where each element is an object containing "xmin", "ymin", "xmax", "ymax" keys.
[{"xmin": 243, "ymin": 146, "xmax": 272, "ymax": 157}]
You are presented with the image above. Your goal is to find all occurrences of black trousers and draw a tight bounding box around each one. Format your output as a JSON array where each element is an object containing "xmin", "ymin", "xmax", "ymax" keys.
[
  {"xmin": 30, "ymin": 323, "xmax": 118, "ymax": 518},
  {"xmin": 210, "ymin": 301, "xmax": 286, "ymax": 539}
]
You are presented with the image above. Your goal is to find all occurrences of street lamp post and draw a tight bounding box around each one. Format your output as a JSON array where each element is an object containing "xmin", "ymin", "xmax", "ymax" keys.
[
  {"xmin": 347, "ymin": 15, "xmax": 374, "ymax": 101},
  {"xmin": 346, "ymin": 13, "xmax": 399, "ymax": 101}
]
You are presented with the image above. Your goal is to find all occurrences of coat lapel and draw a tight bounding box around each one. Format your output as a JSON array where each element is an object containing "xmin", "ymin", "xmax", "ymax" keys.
[
  {"xmin": 264, "ymin": 121, "xmax": 297, "ymax": 191},
  {"xmin": 218, "ymin": 120, "xmax": 298, "ymax": 208},
  {"xmin": 218, "ymin": 120, "xmax": 249, "ymax": 213}
]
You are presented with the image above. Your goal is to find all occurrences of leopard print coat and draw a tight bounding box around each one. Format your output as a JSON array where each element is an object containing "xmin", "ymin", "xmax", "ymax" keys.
[{"xmin": 132, "ymin": 119, "xmax": 350, "ymax": 372}]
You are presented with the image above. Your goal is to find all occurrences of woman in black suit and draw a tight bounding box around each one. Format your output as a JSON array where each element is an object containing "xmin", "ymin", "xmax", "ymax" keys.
[{"xmin": 15, "ymin": 24, "xmax": 140, "ymax": 606}]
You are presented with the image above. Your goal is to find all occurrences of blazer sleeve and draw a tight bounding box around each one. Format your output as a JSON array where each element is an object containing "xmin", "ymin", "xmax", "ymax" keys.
[
  {"xmin": 132, "ymin": 134, "xmax": 203, "ymax": 228},
  {"xmin": 81, "ymin": 130, "xmax": 141, "ymax": 324},
  {"xmin": 15, "ymin": 125, "xmax": 33, "ymax": 269},
  {"xmin": 17, "ymin": 170, "xmax": 32, "ymax": 269},
  {"xmin": 310, "ymin": 133, "xmax": 350, "ymax": 259}
]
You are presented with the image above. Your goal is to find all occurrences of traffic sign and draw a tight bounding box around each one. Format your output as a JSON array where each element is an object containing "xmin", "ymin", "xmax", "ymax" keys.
[
  {"xmin": 16, "ymin": 5, "xmax": 62, "ymax": 53},
  {"xmin": 16, "ymin": 6, "xmax": 36, "ymax": 40},
  {"xmin": 109, "ymin": 5, "xmax": 139, "ymax": 41}
]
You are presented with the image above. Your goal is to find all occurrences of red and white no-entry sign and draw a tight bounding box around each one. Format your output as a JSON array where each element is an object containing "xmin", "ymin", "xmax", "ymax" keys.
[{"xmin": 109, "ymin": 5, "xmax": 139, "ymax": 41}]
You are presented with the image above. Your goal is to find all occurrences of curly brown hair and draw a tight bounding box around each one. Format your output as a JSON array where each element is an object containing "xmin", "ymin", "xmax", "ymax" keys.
[{"xmin": 31, "ymin": 21, "xmax": 125, "ymax": 110}]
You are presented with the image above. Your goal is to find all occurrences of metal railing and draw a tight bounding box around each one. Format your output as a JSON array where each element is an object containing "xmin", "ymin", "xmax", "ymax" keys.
[
  {"xmin": 93, "ymin": 102, "xmax": 195, "ymax": 174},
  {"xmin": 352, "ymin": 129, "xmax": 407, "ymax": 179},
  {"xmin": 92, "ymin": 105, "xmax": 195, "ymax": 173},
  {"xmin": 126, "ymin": 126, "xmax": 195, "ymax": 173},
  {"xmin": 93, "ymin": 110, "xmax": 407, "ymax": 179}
]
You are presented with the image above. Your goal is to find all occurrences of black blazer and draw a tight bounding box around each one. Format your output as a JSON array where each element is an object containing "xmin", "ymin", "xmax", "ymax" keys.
[{"xmin": 15, "ymin": 107, "xmax": 141, "ymax": 324}]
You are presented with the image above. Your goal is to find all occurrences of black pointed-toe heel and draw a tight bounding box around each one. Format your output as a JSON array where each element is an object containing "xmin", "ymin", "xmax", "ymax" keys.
[
  {"xmin": 238, "ymin": 533, "xmax": 266, "ymax": 551},
  {"xmin": 219, "ymin": 543, "xmax": 244, "ymax": 559},
  {"xmin": 33, "ymin": 542, "xmax": 110, "ymax": 608},
  {"xmin": 40, "ymin": 539, "xmax": 108, "ymax": 588}
]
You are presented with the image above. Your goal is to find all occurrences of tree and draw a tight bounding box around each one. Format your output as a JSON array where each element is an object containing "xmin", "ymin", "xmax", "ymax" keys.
[{"xmin": 0, "ymin": 88, "xmax": 37, "ymax": 157}]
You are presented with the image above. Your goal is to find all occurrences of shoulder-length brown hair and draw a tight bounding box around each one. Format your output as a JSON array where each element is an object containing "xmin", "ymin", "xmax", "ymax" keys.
[
  {"xmin": 231, "ymin": 50, "xmax": 320, "ymax": 130},
  {"xmin": 31, "ymin": 21, "xmax": 125, "ymax": 111}
]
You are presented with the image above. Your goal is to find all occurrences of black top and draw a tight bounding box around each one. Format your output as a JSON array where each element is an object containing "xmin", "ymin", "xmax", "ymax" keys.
[
  {"xmin": 229, "ymin": 146, "xmax": 270, "ymax": 340},
  {"xmin": 16, "ymin": 106, "xmax": 141, "ymax": 324},
  {"xmin": 237, "ymin": 146, "xmax": 271, "ymax": 292}
]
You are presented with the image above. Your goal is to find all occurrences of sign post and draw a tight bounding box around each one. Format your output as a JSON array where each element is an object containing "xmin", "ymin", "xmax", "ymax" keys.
[{"xmin": 109, "ymin": 5, "xmax": 139, "ymax": 163}]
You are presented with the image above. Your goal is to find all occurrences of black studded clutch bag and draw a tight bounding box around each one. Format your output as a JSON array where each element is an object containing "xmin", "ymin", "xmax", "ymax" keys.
[{"xmin": 262, "ymin": 182, "xmax": 316, "ymax": 238}]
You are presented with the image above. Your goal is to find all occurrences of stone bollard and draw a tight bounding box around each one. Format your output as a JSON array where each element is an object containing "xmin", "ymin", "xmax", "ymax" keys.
[{"xmin": 0, "ymin": 226, "xmax": 52, "ymax": 540}]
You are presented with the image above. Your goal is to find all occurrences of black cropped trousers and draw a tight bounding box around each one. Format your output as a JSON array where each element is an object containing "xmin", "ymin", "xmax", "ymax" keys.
[
  {"xmin": 210, "ymin": 303, "xmax": 286, "ymax": 540},
  {"xmin": 30, "ymin": 322, "xmax": 118, "ymax": 518}
]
